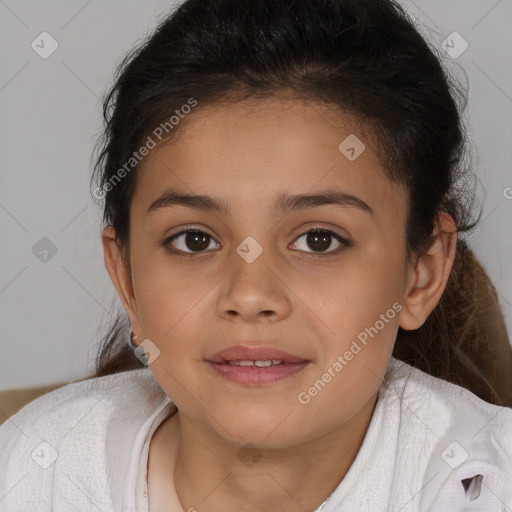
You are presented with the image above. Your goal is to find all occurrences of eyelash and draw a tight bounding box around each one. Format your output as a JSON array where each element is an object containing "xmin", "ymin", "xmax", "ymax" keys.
[{"xmin": 163, "ymin": 225, "xmax": 351, "ymax": 257}]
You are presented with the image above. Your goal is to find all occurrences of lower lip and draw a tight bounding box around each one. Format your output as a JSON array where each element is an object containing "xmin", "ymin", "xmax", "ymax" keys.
[{"xmin": 206, "ymin": 361, "xmax": 310, "ymax": 386}]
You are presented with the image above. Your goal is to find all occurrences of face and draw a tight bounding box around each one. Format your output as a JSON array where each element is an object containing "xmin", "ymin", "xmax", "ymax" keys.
[{"xmin": 110, "ymin": 97, "xmax": 413, "ymax": 448}]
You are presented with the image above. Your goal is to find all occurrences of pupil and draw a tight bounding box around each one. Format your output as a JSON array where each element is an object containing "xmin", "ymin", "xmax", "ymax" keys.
[
  {"xmin": 186, "ymin": 231, "xmax": 210, "ymax": 251},
  {"xmin": 308, "ymin": 231, "xmax": 330, "ymax": 252}
]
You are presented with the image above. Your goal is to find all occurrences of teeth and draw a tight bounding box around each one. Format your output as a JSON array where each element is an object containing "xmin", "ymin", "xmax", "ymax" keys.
[
  {"xmin": 255, "ymin": 360, "xmax": 272, "ymax": 367},
  {"xmin": 227, "ymin": 360, "xmax": 283, "ymax": 366}
]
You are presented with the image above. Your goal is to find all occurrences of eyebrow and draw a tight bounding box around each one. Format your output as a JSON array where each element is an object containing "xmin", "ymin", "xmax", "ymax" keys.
[{"xmin": 146, "ymin": 188, "xmax": 374, "ymax": 217}]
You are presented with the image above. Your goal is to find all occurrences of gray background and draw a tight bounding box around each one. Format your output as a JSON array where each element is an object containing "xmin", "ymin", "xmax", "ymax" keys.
[{"xmin": 0, "ymin": 0, "xmax": 511, "ymax": 390}]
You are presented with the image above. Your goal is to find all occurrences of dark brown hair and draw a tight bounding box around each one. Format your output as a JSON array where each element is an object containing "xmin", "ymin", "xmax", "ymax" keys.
[{"xmin": 90, "ymin": 0, "xmax": 512, "ymax": 406}]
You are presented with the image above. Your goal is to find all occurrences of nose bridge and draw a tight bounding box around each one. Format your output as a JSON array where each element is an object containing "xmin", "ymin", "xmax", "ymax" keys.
[
  {"xmin": 217, "ymin": 234, "xmax": 289, "ymax": 320},
  {"xmin": 230, "ymin": 234, "xmax": 275, "ymax": 295},
  {"xmin": 229, "ymin": 207, "xmax": 276, "ymax": 268}
]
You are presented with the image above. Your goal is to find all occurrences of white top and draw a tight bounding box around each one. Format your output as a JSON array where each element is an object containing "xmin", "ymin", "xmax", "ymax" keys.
[
  {"xmin": 134, "ymin": 399, "xmax": 181, "ymax": 511},
  {"xmin": 1, "ymin": 357, "xmax": 511, "ymax": 512}
]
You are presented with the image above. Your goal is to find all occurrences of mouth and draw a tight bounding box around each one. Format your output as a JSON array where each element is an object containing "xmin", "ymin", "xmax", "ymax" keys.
[{"xmin": 205, "ymin": 344, "xmax": 311, "ymax": 386}]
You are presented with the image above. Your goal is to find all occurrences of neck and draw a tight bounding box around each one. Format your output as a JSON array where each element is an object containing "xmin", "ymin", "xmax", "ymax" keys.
[{"xmin": 171, "ymin": 392, "xmax": 378, "ymax": 512}]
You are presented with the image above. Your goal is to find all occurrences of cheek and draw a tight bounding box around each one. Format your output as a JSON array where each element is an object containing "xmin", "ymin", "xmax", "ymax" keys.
[
  {"xmin": 293, "ymin": 268, "xmax": 401, "ymax": 435},
  {"xmin": 131, "ymin": 244, "xmax": 213, "ymax": 334},
  {"xmin": 136, "ymin": 280, "xmax": 184, "ymax": 337},
  {"xmin": 295, "ymin": 248, "xmax": 404, "ymax": 339}
]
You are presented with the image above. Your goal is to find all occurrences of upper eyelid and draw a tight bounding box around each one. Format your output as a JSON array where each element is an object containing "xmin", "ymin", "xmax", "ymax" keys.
[{"xmin": 167, "ymin": 225, "xmax": 347, "ymax": 239}]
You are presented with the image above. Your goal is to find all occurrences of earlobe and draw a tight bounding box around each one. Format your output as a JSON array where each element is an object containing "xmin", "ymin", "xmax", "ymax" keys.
[
  {"xmin": 101, "ymin": 226, "xmax": 141, "ymax": 335},
  {"xmin": 398, "ymin": 213, "xmax": 458, "ymax": 331}
]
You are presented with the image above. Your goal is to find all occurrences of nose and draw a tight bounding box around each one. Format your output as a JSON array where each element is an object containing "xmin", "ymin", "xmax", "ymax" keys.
[{"xmin": 216, "ymin": 248, "xmax": 292, "ymax": 324}]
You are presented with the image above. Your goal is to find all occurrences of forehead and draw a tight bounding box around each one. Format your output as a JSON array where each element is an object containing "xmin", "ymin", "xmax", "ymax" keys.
[{"xmin": 133, "ymin": 97, "xmax": 407, "ymax": 222}]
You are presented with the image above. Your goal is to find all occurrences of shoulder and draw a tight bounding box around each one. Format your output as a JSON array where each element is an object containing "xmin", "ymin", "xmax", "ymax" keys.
[
  {"xmin": 384, "ymin": 357, "xmax": 512, "ymax": 511},
  {"xmin": 386, "ymin": 356, "xmax": 512, "ymax": 429},
  {"xmin": 0, "ymin": 368, "xmax": 168, "ymax": 510},
  {"xmin": 1, "ymin": 367, "xmax": 163, "ymax": 439}
]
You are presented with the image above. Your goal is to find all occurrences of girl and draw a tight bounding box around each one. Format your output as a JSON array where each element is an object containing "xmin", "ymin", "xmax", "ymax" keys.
[{"xmin": 1, "ymin": 0, "xmax": 511, "ymax": 511}]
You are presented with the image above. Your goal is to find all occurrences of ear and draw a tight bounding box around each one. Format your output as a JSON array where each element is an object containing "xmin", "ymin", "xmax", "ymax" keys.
[
  {"xmin": 398, "ymin": 213, "xmax": 458, "ymax": 331},
  {"xmin": 101, "ymin": 226, "xmax": 143, "ymax": 344}
]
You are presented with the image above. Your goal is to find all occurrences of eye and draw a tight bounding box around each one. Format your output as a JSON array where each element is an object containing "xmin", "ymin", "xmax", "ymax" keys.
[
  {"xmin": 164, "ymin": 228, "xmax": 220, "ymax": 255},
  {"xmin": 291, "ymin": 228, "xmax": 351, "ymax": 254},
  {"xmin": 163, "ymin": 226, "xmax": 351, "ymax": 256}
]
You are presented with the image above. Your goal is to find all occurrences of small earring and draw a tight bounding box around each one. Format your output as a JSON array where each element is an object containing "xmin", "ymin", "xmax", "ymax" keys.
[{"xmin": 129, "ymin": 330, "xmax": 138, "ymax": 349}]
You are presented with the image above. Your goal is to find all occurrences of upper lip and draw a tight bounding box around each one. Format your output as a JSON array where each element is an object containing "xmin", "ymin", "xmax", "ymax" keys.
[{"xmin": 207, "ymin": 344, "xmax": 309, "ymax": 363}]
